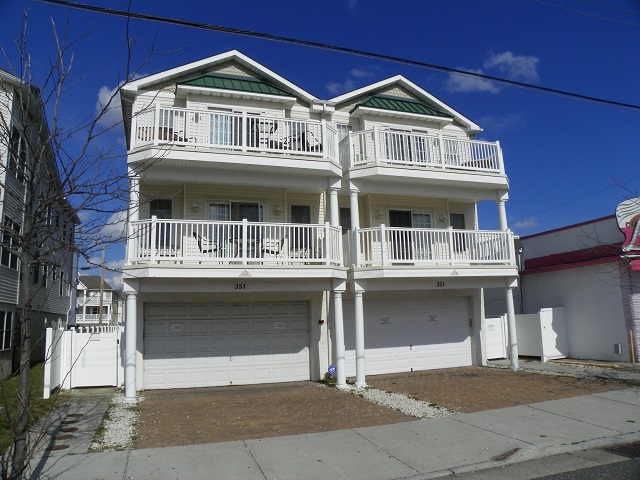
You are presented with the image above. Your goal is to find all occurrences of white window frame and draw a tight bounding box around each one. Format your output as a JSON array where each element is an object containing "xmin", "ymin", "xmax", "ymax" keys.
[{"xmin": 0, "ymin": 310, "xmax": 13, "ymax": 351}]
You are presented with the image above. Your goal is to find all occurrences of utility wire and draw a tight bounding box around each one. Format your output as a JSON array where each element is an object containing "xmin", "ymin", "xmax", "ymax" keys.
[
  {"xmin": 572, "ymin": 0, "xmax": 640, "ymax": 17},
  {"xmin": 511, "ymin": 175, "xmax": 640, "ymax": 226},
  {"xmin": 33, "ymin": 0, "xmax": 640, "ymax": 111},
  {"xmin": 530, "ymin": 0, "xmax": 640, "ymax": 27}
]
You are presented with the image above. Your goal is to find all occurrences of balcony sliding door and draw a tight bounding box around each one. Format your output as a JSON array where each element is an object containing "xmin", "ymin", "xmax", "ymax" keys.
[{"xmin": 389, "ymin": 210, "xmax": 432, "ymax": 261}]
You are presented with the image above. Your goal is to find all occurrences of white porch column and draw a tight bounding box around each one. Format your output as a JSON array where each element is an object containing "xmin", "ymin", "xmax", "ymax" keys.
[
  {"xmin": 329, "ymin": 188, "xmax": 340, "ymax": 227},
  {"xmin": 497, "ymin": 192, "xmax": 508, "ymax": 231},
  {"xmin": 354, "ymin": 290, "xmax": 366, "ymax": 387},
  {"xmin": 129, "ymin": 169, "xmax": 140, "ymax": 222},
  {"xmin": 333, "ymin": 291, "xmax": 347, "ymax": 389},
  {"xmin": 124, "ymin": 292, "xmax": 138, "ymax": 402},
  {"xmin": 349, "ymin": 189, "xmax": 360, "ymax": 230},
  {"xmin": 505, "ymin": 287, "xmax": 519, "ymax": 370}
]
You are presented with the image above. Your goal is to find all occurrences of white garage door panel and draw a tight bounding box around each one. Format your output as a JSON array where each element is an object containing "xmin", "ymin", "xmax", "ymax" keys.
[
  {"xmin": 339, "ymin": 297, "xmax": 471, "ymax": 376},
  {"xmin": 144, "ymin": 302, "xmax": 310, "ymax": 389}
]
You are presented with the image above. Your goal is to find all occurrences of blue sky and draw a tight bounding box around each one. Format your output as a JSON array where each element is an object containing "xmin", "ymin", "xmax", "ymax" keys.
[{"xmin": 1, "ymin": 0, "xmax": 639, "ymax": 285}]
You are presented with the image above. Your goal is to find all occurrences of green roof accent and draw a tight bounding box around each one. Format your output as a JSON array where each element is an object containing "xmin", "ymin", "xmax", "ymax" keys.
[
  {"xmin": 353, "ymin": 94, "xmax": 451, "ymax": 118},
  {"xmin": 177, "ymin": 73, "xmax": 292, "ymax": 97}
]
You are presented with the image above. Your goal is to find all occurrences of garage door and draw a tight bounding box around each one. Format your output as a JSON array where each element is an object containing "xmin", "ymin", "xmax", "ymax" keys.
[
  {"xmin": 144, "ymin": 302, "xmax": 309, "ymax": 389},
  {"xmin": 338, "ymin": 297, "xmax": 472, "ymax": 376}
]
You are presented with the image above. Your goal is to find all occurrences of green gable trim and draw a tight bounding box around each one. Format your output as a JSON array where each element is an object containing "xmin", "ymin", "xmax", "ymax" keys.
[
  {"xmin": 353, "ymin": 95, "xmax": 451, "ymax": 118},
  {"xmin": 178, "ymin": 73, "xmax": 291, "ymax": 97}
]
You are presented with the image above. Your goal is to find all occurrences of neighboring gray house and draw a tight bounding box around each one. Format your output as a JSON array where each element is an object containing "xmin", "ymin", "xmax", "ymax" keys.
[{"xmin": 0, "ymin": 68, "xmax": 78, "ymax": 379}]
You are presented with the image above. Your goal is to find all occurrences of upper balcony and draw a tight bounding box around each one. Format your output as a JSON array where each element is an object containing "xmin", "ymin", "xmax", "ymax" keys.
[
  {"xmin": 340, "ymin": 128, "xmax": 508, "ymax": 192},
  {"xmin": 128, "ymin": 105, "xmax": 341, "ymax": 178}
]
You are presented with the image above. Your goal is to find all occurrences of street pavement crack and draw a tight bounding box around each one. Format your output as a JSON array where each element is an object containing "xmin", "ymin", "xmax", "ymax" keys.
[{"xmin": 352, "ymin": 428, "xmax": 419, "ymax": 474}]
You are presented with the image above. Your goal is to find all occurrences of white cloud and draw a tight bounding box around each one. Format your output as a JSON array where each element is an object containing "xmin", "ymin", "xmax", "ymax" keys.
[
  {"xmin": 347, "ymin": 0, "xmax": 358, "ymax": 11},
  {"xmin": 325, "ymin": 78, "xmax": 356, "ymax": 95},
  {"xmin": 349, "ymin": 68, "xmax": 375, "ymax": 78},
  {"xmin": 446, "ymin": 69, "xmax": 500, "ymax": 94},
  {"xmin": 100, "ymin": 210, "xmax": 127, "ymax": 241},
  {"xmin": 77, "ymin": 210, "xmax": 93, "ymax": 224},
  {"xmin": 484, "ymin": 51, "xmax": 540, "ymax": 83},
  {"xmin": 512, "ymin": 217, "xmax": 539, "ymax": 230},
  {"xmin": 446, "ymin": 51, "xmax": 540, "ymax": 94},
  {"xmin": 478, "ymin": 112, "xmax": 526, "ymax": 131},
  {"xmin": 95, "ymin": 84, "xmax": 123, "ymax": 128}
]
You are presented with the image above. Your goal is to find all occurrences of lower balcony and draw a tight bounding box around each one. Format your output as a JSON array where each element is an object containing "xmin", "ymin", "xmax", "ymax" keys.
[
  {"xmin": 350, "ymin": 226, "xmax": 515, "ymax": 268},
  {"xmin": 127, "ymin": 219, "xmax": 344, "ymax": 267}
]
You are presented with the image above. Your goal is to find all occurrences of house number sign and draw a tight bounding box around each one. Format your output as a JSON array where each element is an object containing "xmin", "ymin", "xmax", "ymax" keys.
[{"xmin": 234, "ymin": 283, "xmax": 246, "ymax": 290}]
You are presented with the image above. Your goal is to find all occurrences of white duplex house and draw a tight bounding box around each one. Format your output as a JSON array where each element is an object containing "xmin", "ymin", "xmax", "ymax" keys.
[{"xmin": 120, "ymin": 51, "xmax": 518, "ymax": 398}]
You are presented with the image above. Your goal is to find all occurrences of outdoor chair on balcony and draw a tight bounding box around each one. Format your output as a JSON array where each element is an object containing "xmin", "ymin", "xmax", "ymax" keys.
[
  {"xmin": 262, "ymin": 236, "xmax": 287, "ymax": 264},
  {"xmin": 193, "ymin": 232, "xmax": 217, "ymax": 255}
]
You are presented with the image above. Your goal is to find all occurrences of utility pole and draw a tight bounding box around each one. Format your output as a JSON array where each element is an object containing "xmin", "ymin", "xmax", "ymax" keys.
[{"xmin": 99, "ymin": 245, "xmax": 105, "ymax": 325}]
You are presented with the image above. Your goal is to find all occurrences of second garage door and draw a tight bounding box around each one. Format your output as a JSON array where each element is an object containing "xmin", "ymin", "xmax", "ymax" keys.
[
  {"xmin": 339, "ymin": 297, "xmax": 472, "ymax": 376},
  {"xmin": 144, "ymin": 302, "xmax": 310, "ymax": 389}
]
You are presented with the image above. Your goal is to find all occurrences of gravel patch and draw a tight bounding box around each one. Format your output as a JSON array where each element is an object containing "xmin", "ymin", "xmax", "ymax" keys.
[
  {"xmin": 351, "ymin": 386, "xmax": 457, "ymax": 418},
  {"xmin": 90, "ymin": 392, "xmax": 140, "ymax": 451}
]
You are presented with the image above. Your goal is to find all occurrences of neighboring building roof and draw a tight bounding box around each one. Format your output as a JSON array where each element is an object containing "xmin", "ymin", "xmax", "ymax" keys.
[
  {"xmin": 353, "ymin": 94, "xmax": 452, "ymax": 118},
  {"xmin": 177, "ymin": 73, "xmax": 292, "ymax": 97},
  {"xmin": 520, "ymin": 215, "xmax": 616, "ymax": 240},
  {"xmin": 78, "ymin": 275, "xmax": 113, "ymax": 291}
]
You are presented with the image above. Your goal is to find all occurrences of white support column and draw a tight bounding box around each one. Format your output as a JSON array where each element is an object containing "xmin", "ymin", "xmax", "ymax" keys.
[
  {"xmin": 333, "ymin": 291, "xmax": 347, "ymax": 389},
  {"xmin": 505, "ymin": 287, "xmax": 519, "ymax": 370},
  {"xmin": 124, "ymin": 292, "xmax": 138, "ymax": 403},
  {"xmin": 354, "ymin": 290, "xmax": 366, "ymax": 388},
  {"xmin": 128, "ymin": 169, "xmax": 140, "ymax": 222},
  {"xmin": 497, "ymin": 192, "xmax": 509, "ymax": 231},
  {"xmin": 329, "ymin": 188, "xmax": 339, "ymax": 228},
  {"xmin": 349, "ymin": 189, "xmax": 360, "ymax": 230}
]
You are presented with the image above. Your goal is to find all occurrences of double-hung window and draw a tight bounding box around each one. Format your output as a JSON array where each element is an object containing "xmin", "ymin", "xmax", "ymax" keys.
[
  {"xmin": 1, "ymin": 311, "xmax": 13, "ymax": 351},
  {"xmin": 1, "ymin": 217, "xmax": 20, "ymax": 270}
]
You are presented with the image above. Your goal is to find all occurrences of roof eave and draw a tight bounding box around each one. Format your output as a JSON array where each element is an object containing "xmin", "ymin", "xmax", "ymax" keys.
[
  {"xmin": 175, "ymin": 84, "xmax": 297, "ymax": 107},
  {"xmin": 350, "ymin": 105, "xmax": 453, "ymax": 125}
]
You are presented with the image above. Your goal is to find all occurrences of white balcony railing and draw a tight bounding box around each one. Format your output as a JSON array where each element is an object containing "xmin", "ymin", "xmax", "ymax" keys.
[
  {"xmin": 343, "ymin": 127, "xmax": 504, "ymax": 174},
  {"xmin": 128, "ymin": 218, "xmax": 343, "ymax": 266},
  {"xmin": 350, "ymin": 226, "xmax": 515, "ymax": 267},
  {"xmin": 75, "ymin": 314, "xmax": 112, "ymax": 323},
  {"xmin": 132, "ymin": 106, "xmax": 338, "ymax": 162}
]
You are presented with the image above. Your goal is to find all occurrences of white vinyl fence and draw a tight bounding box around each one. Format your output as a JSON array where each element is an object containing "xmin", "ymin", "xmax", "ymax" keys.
[
  {"xmin": 43, "ymin": 325, "xmax": 124, "ymax": 399},
  {"xmin": 484, "ymin": 308, "xmax": 568, "ymax": 362}
]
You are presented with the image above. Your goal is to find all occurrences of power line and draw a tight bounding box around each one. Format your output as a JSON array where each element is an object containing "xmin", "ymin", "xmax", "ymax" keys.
[
  {"xmin": 511, "ymin": 176, "xmax": 640, "ymax": 226},
  {"xmin": 33, "ymin": 0, "xmax": 640, "ymax": 111},
  {"xmin": 530, "ymin": 0, "xmax": 640, "ymax": 27},
  {"xmin": 572, "ymin": 0, "xmax": 640, "ymax": 17}
]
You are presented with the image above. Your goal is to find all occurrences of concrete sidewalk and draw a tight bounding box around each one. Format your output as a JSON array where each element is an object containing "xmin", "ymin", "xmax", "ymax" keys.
[{"xmin": 27, "ymin": 385, "xmax": 640, "ymax": 480}]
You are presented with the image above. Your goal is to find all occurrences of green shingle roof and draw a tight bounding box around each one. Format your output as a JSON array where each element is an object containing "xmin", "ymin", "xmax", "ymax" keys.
[
  {"xmin": 353, "ymin": 95, "xmax": 451, "ymax": 118},
  {"xmin": 178, "ymin": 73, "xmax": 292, "ymax": 97}
]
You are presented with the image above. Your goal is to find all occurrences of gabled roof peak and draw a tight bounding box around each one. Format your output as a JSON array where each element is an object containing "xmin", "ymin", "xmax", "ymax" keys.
[
  {"xmin": 121, "ymin": 50, "xmax": 317, "ymax": 103},
  {"xmin": 329, "ymin": 75, "xmax": 481, "ymax": 133}
]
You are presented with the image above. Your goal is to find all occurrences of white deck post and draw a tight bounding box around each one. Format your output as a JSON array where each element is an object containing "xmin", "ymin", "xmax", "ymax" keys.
[
  {"xmin": 354, "ymin": 290, "xmax": 366, "ymax": 388},
  {"xmin": 333, "ymin": 291, "xmax": 347, "ymax": 389},
  {"xmin": 329, "ymin": 187, "xmax": 339, "ymax": 227},
  {"xmin": 497, "ymin": 192, "xmax": 508, "ymax": 231},
  {"xmin": 505, "ymin": 287, "xmax": 519, "ymax": 370},
  {"xmin": 124, "ymin": 292, "xmax": 138, "ymax": 402}
]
